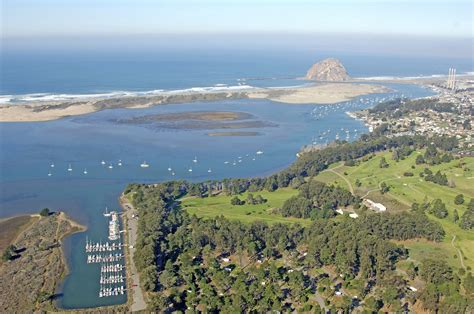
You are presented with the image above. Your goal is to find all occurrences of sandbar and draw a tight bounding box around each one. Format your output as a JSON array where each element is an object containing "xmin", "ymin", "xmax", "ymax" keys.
[{"xmin": 0, "ymin": 83, "xmax": 391, "ymax": 122}]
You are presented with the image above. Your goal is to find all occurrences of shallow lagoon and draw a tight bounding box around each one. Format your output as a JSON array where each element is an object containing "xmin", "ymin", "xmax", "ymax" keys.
[{"xmin": 0, "ymin": 83, "xmax": 433, "ymax": 308}]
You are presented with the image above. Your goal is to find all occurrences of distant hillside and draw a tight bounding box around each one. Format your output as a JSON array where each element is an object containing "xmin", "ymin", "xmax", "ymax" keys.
[{"xmin": 305, "ymin": 58, "xmax": 350, "ymax": 81}]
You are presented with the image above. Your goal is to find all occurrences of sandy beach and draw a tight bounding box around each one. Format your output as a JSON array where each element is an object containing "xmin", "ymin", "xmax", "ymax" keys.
[
  {"xmin": 0, "ymin": 83, "xmax": 390, "ymax": 122},
  {"xmin": 249, "ymin": 83, "xmax": 390, "ymax": 104}
]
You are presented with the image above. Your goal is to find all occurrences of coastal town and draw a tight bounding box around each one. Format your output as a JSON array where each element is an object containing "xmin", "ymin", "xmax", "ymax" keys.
[{"xmin": 353, "ymin": 74, "xmax": 474, "ymax": 148}]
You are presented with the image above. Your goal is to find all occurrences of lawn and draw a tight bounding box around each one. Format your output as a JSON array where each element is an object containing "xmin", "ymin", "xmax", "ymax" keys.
[
  {"xmin": 313, "ymin": 150, "xmax": 474, "ymax": 270},
  {"xmin": 181, "ymin": 188, "xmax": 311, "ymax": 225}
]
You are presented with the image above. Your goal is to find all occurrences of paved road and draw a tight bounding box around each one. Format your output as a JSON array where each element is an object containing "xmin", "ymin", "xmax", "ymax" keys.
[{"xmin": 121, "ymin": 197, "xmax": 147, "ymax": 312}]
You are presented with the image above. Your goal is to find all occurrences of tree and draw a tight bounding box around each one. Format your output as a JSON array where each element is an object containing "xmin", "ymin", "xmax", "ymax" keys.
[
  {"xmin": 40, "ymin": 208, "xmax": 50, "ymax": 217},
  {"xmin": 415, "ymin": 155, "xmax": 425, "ymax": 165},
  {"xmin": 453, "ymin": 209, "xmax": 459, "ymax": 223},
  {"xmin": 246, "ymin": 193, "xmax": 256, "ymax": 205},
  {"xmin": 379, "ymin": 157, "xmax": 389, "ymax": 168},
  {"xmin": 2, "ymin": 244, "xmax": 17, "ymax": 261},
  {"xmin": 380, "ymin": 182, "xmax": 389, "ymax": 194},
  {"xmin": 36, "ymin": 291, "xmax": 51, "ymax": 303},
  {"xmin": 463, "ymin": 119, "xmax": 471, "ymax": 130},
  {"xmin": 429, "ymin": 199, "xmax": 448, "ymax": 219},
  {"xmin": 454, "ymin": 194, "xmax": 464, "ymax": 205},
  {"xmin": 230, "ymin": 196, "xmax": 244, "ymax": 206}
]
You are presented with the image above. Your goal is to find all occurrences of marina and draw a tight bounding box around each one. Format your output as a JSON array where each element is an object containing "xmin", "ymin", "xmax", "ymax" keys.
[
  {"xmin": 0, "ymin": 83, "xmax": 435, "ymax": 309},
  {"xmin": 84, "ymin": 209, "xmax": 126, "ymax": 298}
]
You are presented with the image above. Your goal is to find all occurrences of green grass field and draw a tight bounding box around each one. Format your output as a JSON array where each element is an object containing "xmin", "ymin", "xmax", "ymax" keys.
[
  {"xmin": 314, "ymin": 150, "xmax": 474, "ymax": 270},
  {"xmin": 181, "ymin": 188, "xmax": 311, "ymax": 225}
]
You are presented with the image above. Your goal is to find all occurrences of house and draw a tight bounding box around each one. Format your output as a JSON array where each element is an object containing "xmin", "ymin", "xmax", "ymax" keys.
[{"xmin": 363, "ymin": 199, "xmax": 386, "ymax": 212}]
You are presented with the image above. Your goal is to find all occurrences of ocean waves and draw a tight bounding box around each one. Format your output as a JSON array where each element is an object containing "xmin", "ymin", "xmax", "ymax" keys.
[{"xmin": 0, "ymin": 84, "xmax": 256, "ymax": 104}]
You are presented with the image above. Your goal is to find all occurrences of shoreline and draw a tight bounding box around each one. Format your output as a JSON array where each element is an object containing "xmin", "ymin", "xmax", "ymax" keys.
[
  {"xmin": 0, "ymin": 211, "xmax": 87, "ymax": 312},
  {"xmin": 0, "ymin": 82, "xmax": 390, "ymax": 122}
]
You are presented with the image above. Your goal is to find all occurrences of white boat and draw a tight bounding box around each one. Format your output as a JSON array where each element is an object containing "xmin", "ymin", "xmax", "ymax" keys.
[
  {"xmin": 50, "ymin": 163, "xmax": 55, "ymax": 168},
  {"xmin": 117, "ymin": 160, "xmax": 122, "ymax": 166},
  {"xmin": 67, "ymin": 164, "xmax": 72, "ymax": 172},
  {"xmin": 108, "ymin": 164, "xmax": 113, "ymax": 169},
  {"xmin": 224, "ymin": 161, "xmax": 229, "ymax": 164},
  {"xmin": 192, "ymin": 156, "xmax": 198, "ymax": 163},
  {"xmin": 188, "ymin": 168, "xmax": 193, "ymax": 172},
  {"xmin": 256, "ymin": 151, "xmax": 264, "ymax": 155},
  {"xmin": 48, "ymin": 171, "xmax": 52, "ymax": 177},
  {"xmin": 101, "ymin": 160, "xmax": 106, "ymax": 165},
  {"xmin": 103, "ymin": 207, "xmax": 111, "ymax": 217},
  {"xmin": 140, "ymin": 161, "xmax": 149, "ymax": 168},
  {"xmin": 83, "ymin": 168, "xmax": 88, "ymax": 174},
  {"xmin": 207, "ymin": 168, "xmax": 212, "ymax": 173},
  {"xmin": 167, "ymin": 167, "xmax": 172, "ymax": 171}
]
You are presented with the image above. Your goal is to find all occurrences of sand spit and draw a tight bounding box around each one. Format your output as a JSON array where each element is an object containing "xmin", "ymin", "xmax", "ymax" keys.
[{"xmin": 0, "ymin": 83, "xmax": 389, "ymax": 122}]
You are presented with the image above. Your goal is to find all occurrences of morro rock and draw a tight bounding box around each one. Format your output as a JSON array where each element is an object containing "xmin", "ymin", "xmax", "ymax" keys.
[{"xmin": 305, "ymin": 58, "xmax": 350, "ymax": 81}]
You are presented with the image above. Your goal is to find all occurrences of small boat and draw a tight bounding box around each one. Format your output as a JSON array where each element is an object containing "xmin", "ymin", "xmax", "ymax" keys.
[
  {"xmin": 188, "ymin": 168, "xmax": 193, "ymax": 172},
  {"xmin": 48, "ymin": 171, "xmax": 52, "ymax": 177},
  {"xmin": 83, "ymin": 168, "xmax": 88, "ymax": 174},
  {"xmin": 104, "ymin": 207, "xmax": 111, "ymax": 217},
  {"xmin": 207, "ymin": 168, "xmax": 212, "ymax": 173},
  {"xmin": 167, "ymin": 167, "xmax": 172, "ymax": 171},
  {"xmin": 67, "ymin": 164, "xmax": 72, "ymax": 172},
  {"xmin": 192, "ymin": 156, "xmax": 198, "ymax": 163},
  {"xmin": 256, "ymin": 151, "xmax": 264, "ymax": 155},
  {"xmin": 171, "ymin": 172, "xmax": 175, "ymax": 176},
  {"xmin": 224, "ymin": 161, "xmax": 229, "ymax": 164},
  {"xmin": 108, "ymin": 164, "xmax": 113, "ymax": 169},
  {"xmin": 101, "ymin": 160, "xmax": 106, "ymax": 165},
  {"xmin": 117, "ymin": 160, "xmax": 122, "ymax": 166},
  {"xmin": 140, "ymin": 161, "xmax": 149, "ymax": 168},
  {"xmin": 50, "ymin": 163, "xmax": 55, "ymax": 168}
]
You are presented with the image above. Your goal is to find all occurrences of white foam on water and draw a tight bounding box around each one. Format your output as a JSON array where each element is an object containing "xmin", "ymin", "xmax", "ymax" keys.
[{"xmin": 0, "ymin": 85, "xmax": 256, "ymax": 104}]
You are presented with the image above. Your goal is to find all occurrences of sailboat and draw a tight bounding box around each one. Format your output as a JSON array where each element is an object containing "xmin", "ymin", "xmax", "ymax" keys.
[
  {"xmin": 167, "ymin": 167, "xmax": 172, "ymax": 171},
  {"xmin": 256, "ymin": 150, "xmax": 264, "ymax": 155},
  {"xmin": 103, "ymin": 207, "xmax": 111, "ymax": 217},
  {"xmin": 48, "ymin": 171, "xmax": 52, "ymax": 177},
  {"xmin": 101, "ymin": 160, "xmax": 106, "ymax": 165},
  {"xmin": 108, "ymin": 163, "xmax": 113, "ymax": 169},
  {"xmin": 140, "ymin": 161, "xmax": 149, "ymax": 168},
  {"xmin": 67, "ymin": 164, "xmax": 72, "ymax": 172},
  {"xmin": 50, "ymin": 163, "xmax": 55, "ymax": 168},
  {"xmin": 207, "ymin": 168, "xmax": 212, "ymax": 173},
  {"xmin": 188, "ymin": 167, "xmax": 193, "ymax": 172},
  {"xmin": 192, "ymin": 156, "xmax": 198, "ymax": 163},
  {"xmin": 83, "ymin": 168, "xmax": 88, "ymax": 175},
  {"xmin": 117, "ymin": 160, "xmax": 122, "ymax": 166}
]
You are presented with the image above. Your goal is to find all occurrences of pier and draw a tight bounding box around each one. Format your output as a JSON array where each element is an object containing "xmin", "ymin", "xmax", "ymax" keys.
[{"xmin": 84, "ymin": 209, "xmax": 126, "ymax": 298}]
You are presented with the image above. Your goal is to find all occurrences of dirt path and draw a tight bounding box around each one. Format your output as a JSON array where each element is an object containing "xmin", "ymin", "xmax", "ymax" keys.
[
  {"xmin": 451, "ymin": 235, "xmax": 466, "ymax": 270},
  {"xmin": 323, "ymin": 163, "xmax": 354, "ymax": 194},
  {"xmin": 120, "ymin": 196, "xmax": 147, "ymax": 312}
]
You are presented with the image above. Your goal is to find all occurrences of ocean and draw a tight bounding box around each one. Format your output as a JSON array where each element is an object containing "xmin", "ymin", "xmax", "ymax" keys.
[{"xmin": 0, "ymin": 46, "xmax": 466, "ymax": 308}]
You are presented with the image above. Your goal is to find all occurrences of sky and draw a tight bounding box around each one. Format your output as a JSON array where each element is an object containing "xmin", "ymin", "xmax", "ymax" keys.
[{"xmin": 2, "ymin": 0, "xmax": 473, "ymax": 38}]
